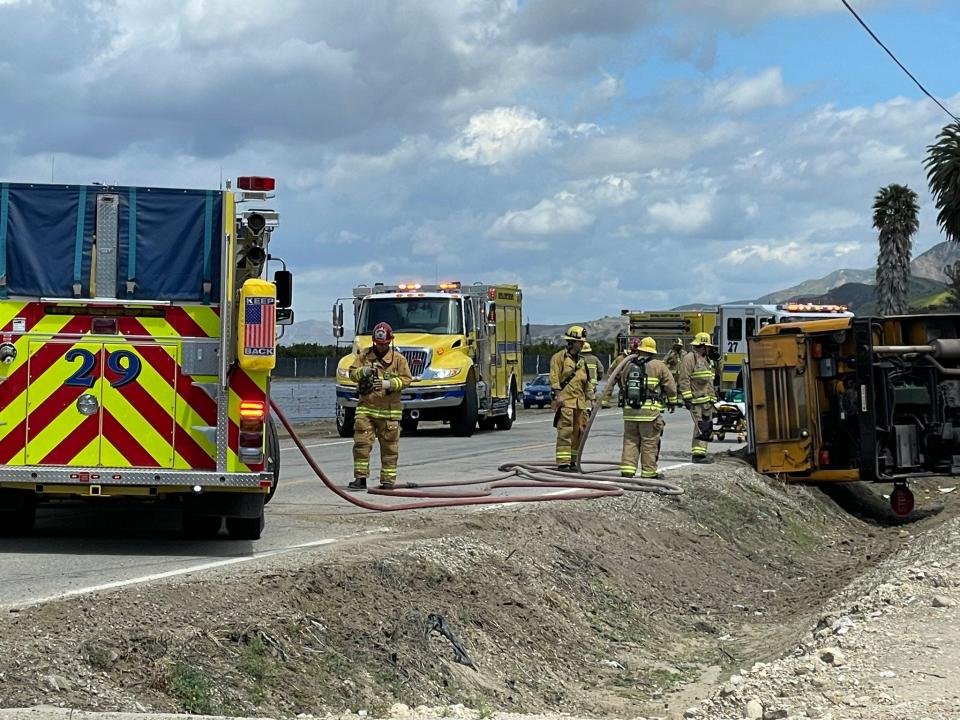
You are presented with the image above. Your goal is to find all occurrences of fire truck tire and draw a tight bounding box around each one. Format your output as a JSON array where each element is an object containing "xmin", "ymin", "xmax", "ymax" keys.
[
  {"xmin": 265, "ymin": 417, "xmax": 280, "ymax": 504},
  {"xmin": 451, "ymin": 377, "xmax": 478, "ymax": 437},
  {"xmin": 478, "ymin": 417, "xmax": 496, "ymax": 431},
  {"xmin": 494, "ymin": 390, "xmax": 516, "ymax": 430},
  {"xmin": 182, "ymin": 511, "xmax": 221, "ymax": 539},
  {"xmin": 0, "ymin": 490, "xmax": 36, "ymax": 536},
  {"xmin": 336, "ymin": 405, "xmax": 356, "ymax": 438},
  {"xmin": 227, "ymin": 513, "xmax": 264, "ymax": 541}
]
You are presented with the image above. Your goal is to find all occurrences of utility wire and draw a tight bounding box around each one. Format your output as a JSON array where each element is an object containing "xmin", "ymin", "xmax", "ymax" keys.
[{"xmin": 840, "ymin": 0, "xmax": 960, "ymax": 124}]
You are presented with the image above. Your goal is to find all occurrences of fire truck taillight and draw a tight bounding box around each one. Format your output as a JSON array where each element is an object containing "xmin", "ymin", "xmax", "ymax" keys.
[
  {"xmin": 239, "ymin": 401, "xmax": 266, "ymax": 421},
  {"xmin": 239, "ymin": 400, "xmax": 266, "ymax": 464},
  {"xmin": 237, "ymin": 176, "xmax": 276, "ymax": 192}
]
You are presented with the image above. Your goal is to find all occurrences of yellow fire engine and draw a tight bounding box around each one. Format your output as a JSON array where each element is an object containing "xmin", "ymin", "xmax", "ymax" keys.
[
  {"xmin": 0, "ymin": 177, "xmax": 293, "ymax": 538},
  {"xmin": 621, "ymin": 303, "xmax": 852, "ymax": 388},
  {"xmin": 334, "ymin": 281, "xmax": 522, "ymax": 437}
]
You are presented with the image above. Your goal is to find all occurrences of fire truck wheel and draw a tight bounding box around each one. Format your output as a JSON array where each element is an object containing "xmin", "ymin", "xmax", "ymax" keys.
[
  {"xmin": 0, "ymin": 491, "xmax": 36, "ymax": 536},
  {"xmin": 451, "ymin": 377, "xmax": 478, "ymax": 437},
  {"xmin": 227, "ymin": 513, "xmax": 265, "ymax": 541},
  {"xmin": 336, "ymin": 405, "xmax": 356, "ymax": 438},
  {"xmin": 264, "ymin": 417, "xmax": 280, "ymax": 505},
  {"xmin": 494, "ymin": 390, "xmax": 516, "ymax": 430},
  {"xmin": 182, "ymin": 512, "xmax": 222, "ymax": 539},
  {"xmin": 478, "ymin": 417, "xmax": 496, "ymax": 431}
]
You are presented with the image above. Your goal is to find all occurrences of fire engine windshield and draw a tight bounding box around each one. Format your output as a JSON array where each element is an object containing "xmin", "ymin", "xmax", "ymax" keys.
[{"xmin": 358, "ymin": 298, "xmax": 464, "ymax": 335}]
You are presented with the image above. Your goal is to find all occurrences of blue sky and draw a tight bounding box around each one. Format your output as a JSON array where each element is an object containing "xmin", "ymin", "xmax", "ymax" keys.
[{"xmin": 1, "ymin": 0, "xmax": 957, "ymax": 329}]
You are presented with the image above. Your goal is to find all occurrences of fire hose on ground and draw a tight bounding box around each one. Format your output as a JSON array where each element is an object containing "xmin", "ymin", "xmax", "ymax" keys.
[{"xmin": 268, "ymin": 352, "xmax": 683, "ymax": 512}]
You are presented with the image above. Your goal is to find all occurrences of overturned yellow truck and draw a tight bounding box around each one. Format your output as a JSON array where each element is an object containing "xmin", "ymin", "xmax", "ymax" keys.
[{"xmin": 746, "ymin": 313, "xmax": 960, "ymax": 515}]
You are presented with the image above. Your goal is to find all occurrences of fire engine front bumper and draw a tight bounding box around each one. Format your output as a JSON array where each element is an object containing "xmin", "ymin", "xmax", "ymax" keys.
[
  {"xmin": 0, "ymin": 467, "xmax": 274, "ymax": 488},
  {"xmin": 337, "ymin": 383, "xmax": 465, "ymax": 409}
]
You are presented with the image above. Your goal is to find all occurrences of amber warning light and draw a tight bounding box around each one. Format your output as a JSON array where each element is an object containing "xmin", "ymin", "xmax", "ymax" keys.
[{"xmin": 237, "ymin": 176, "xmax": 276, "ymax": 192}]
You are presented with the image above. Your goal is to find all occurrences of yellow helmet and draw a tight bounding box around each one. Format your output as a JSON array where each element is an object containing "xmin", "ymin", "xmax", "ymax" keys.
[
  {"xmin": 637, "ymin": 336, "xmax": 658, "ymax": 355},
  {"xmin": 693, "ymin": 332, "xmax": 715, "ymax": 347},
  {"xmin": 582, "ymin": 341, "xmax": 593, "ymax": 353},
  {"xmin": 563, "ymin": 325, "xmax": 587, "ymax": 341}
]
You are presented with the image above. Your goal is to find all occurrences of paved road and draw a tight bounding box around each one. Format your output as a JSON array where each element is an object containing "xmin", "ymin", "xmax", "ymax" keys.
[{"xmin": 0, "ymin": 407, "xmax": 743, "ymax": 607}]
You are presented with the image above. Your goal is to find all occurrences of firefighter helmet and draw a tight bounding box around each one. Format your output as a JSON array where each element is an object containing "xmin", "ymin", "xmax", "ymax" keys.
[
  {"xmin": 673, "ymin": 337, "xmax": 684, "ymax": 348},
  {"xmin": 582, "ymin": 341, "xmax": 593, "ymax": 353},
  {"xmin": 692, "ymin": 331, "xmax": 715, "ymax": 347},
  {"xmin": 372, "ymin": 322, "xmax": 394, "ymax": 345},
  {"xmin": 637, "ymin": 337, "xmax": 658, "ymax": 355},
  {"xmin": 563, "ymin": 325, "xmax": 587, "ymax": 342}
]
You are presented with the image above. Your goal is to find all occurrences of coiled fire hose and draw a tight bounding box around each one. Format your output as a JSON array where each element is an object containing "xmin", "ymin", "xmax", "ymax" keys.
[{"xmin": 269, "ymin": 380, "xmax": 683, "ymax": 513}]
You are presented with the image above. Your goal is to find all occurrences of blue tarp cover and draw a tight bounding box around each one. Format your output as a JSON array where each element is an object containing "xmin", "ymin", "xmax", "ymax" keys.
[{"xmin": 0, "ymin": 182, "xmax": 223, "ymax": 301}]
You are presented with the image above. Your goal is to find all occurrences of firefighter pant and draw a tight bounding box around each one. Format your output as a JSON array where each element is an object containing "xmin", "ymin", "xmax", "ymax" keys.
[
  {"xmin": 555, "ymin": 407, "xmax": 588, "ymax": 466},
  {"xmin": 620, "ymin": 416, "xmax": 665, "ymax": 478},
  {"xmin": 353, "ymin": 414, "xmax": 400, "ymax": 484},
  {"xmin": 689, "ymin": 402, "xmax": 715, "ymax": 457}
]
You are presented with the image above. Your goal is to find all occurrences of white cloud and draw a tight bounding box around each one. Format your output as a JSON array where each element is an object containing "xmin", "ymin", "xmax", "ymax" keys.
[
  {"xmin": 705, "ymin": 67, "xmax": 790, "ymax": 113},
  {"xmin": 647, "ymin": 192, "xmax": 715, "ymax": 234},
  {"xmin": 489, "ymin": 174, "xmax": 637, "ymax": 237},
  {"xmin": 448, "ymin": 106, "xmax": 554, "ymax": 166},
  {"xmin": 490, "ymin": 192, "xmax": 596, "ymax": 236}
]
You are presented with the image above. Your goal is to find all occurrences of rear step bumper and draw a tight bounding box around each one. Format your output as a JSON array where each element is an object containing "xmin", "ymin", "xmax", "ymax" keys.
[{"xmin": 0, "ymin": 467, "xmax": 274, "ymax": 488}]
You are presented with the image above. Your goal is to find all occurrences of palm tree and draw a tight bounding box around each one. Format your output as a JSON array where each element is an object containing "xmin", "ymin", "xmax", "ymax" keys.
[
  {"xmin": 926, "ymin": 122, "xmax": 960, "ymax": 243},
  {"xmin": 872, "ymin": 184, "xmax": 919, "ymax": 315}
]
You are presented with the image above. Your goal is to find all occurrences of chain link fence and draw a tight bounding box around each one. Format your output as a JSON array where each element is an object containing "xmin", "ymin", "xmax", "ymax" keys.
[{"xmin": 273, "ymin": 353, "xmax": 617, "ymax": 379}]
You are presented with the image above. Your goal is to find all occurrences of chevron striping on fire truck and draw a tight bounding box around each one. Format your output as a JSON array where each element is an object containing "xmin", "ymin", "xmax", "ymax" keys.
[{"xmin": 0, "ymin": 177, "xmax": 294, "ymax": 539}]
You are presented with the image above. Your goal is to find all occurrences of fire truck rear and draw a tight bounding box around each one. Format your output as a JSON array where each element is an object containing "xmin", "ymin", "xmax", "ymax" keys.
[{"xmin": 0, "ymin": 177, "xmax": 293, "ymax": 538}]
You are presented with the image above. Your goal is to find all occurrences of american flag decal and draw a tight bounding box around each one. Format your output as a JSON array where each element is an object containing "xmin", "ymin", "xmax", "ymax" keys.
[{"xmin": 244, "ymin": 297, "xmax": 276, "ymax": 356}]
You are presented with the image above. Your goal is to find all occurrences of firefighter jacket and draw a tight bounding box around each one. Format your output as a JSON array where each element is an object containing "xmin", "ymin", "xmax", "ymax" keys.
[
  {"xmin": 550, "ymin": 349, "xmax": 592, "ymax": 410},
  {"xmin": 348, "ymin": 346, "xmax": 413, "ymax": 420},
  {"xmin": 583, "ymin": 353, "xmax": 604, "ymax": 400},
  {"xmin": 663, "ymin": 348, "xmax": 683, "ymax": 378},
  {"xmin": 679, "ymin": 350, "xmax": 717, "ymax": 405},
  {"xmin": 602, "ymin": 356, "xmax": 677, "ymax": 421}
]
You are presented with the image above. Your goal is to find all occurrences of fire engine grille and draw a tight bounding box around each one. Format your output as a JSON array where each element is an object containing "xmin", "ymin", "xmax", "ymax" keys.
[{"xmin": 401, "ymin": 349, "xmax": 429, "ymax": 378}]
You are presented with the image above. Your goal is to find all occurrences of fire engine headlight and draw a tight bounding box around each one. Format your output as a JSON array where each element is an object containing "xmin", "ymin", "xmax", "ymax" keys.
[{"xmin": 428, "ymin": 368, "xmax": 462, "ymax": 379}]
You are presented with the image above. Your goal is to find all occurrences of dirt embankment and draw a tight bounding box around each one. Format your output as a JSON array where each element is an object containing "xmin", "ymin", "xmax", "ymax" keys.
[{"xmin": 0, "ymin": 459, "xmax": 953, "ymax": 719}]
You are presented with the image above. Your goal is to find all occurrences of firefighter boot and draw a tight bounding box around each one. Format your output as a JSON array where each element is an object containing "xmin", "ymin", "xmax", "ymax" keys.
[
  {"xmin": 347, "ymin": 477, "xmax": 367, "ymax": 491},
  {"xmin": 692, "ymin": 454, "xmax": 714, "ymax": 464}
]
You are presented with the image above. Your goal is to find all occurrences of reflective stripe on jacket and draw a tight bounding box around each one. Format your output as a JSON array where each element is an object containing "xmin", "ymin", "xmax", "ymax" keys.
[
  {"xmin": 550, "ymin": 350, "xmax": 591, "ymax": 410},
  {"xmin": 679, "ymin": 350, "xmax": 717, "ymax": 404},
  {"xmin": 349, "ymin": 346, "xmax": 413, "ymax": 419},
  {"xmin": 622, "ymin": 357, "xmax": 677, "ymax": 422}
]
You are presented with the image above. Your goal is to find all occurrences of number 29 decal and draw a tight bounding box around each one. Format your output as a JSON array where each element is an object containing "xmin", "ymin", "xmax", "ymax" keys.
[{"xmin": 65, "ymin": 349, "xmax": 143, "ymax": 388}]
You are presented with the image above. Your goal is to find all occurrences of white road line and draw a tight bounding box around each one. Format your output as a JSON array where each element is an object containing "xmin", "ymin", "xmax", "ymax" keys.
[
  {"xmin": 6, "ymin": 538, "xmax": 340, "ymax": 610},
  {"xmin": 281, "ymin": 439, "xmax": 352, "ymax": 452}
]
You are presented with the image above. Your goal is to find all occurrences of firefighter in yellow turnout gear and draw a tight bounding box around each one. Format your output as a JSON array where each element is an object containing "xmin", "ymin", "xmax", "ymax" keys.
[
  {"xmin": 347, "ymin": 322, "xmax": 413, "ymax": 490},
  {"xmin": 602, "ymin": 337, "xmax": 678, "ymax": 478},
  {"xmin": 663, "ymin": 338, "xmax": 684, "ymax": 386},
  {"xmin": 581, "ymin": 341, "xmax": 604, "ymax": 404},
  {"xmin": 550, "ymin": 326, "xmax": 592, "ymax": 471},
  {"xmin": 679, "ymin": 332, "xmax": 718, "ymax": 464}
]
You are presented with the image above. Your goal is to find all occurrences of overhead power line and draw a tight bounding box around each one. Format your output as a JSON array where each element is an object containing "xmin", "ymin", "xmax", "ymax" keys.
[{"xmin": 840, "ymin": 0, "xmax": 960, "ymax": 124}]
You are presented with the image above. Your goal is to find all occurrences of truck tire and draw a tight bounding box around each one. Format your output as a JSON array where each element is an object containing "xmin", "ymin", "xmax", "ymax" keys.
[
  {"xmin": 264, "ymin": 416, "xmax": 280, "ymax": 505},
  {"xmin": 226, "ymin": 513, "xmax": 265, "ymax": 540},
  {"xmin": 0, "ymin": 491, "xmax": 36, "ymax": 536},
  {"xmin": 183, "ymin": 511, "xmax": 221, "ymax": 539},
  {"xmin": 494, "ymin": 389, "xmax": 516, "ymax": 430},
  {"xmin": 478, "ymin": 416, "xmax": 496, "ymax": 431},
  {"xmin": 451, "ymin": 377, "xmax": 478, "ymax": 437},
  {"xmin": 336, "ymin": 404, "xmax": 356, "ymax": 438}
]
